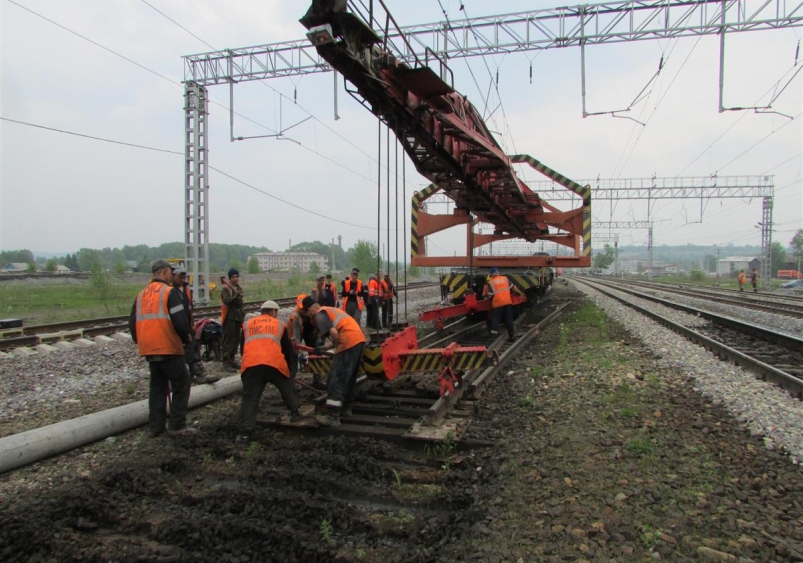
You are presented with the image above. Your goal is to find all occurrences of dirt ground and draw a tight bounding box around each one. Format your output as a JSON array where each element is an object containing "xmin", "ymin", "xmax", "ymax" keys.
[{"xmin": 1, "ymin": 291, "xmax": 802, "ymax": 562}]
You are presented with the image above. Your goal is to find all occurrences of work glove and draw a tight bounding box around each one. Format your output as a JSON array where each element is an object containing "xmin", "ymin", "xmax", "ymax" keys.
[{"xmin": 313, "ymin": 346, "xmax": 329, "ymax": 355}]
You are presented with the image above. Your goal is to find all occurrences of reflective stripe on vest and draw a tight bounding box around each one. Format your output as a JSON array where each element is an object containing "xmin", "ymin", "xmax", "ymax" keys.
[
  {"xmin": 320, "ymin": 306, "xmax": 365, "ymax": 352},
  {"xmin": 489, "ymin": 276, "xmax": 512, "ymax": 308},
  {"xmin": 342, "ymin": 279, "xmax": 364, "ymax": 311},
  {"xmin": 240, "ymin": 315, "xmax": 290, "ymax": 376},
  {"xmin": 135, "ymin": 281, "xmax": 184, "ymax": 356}
]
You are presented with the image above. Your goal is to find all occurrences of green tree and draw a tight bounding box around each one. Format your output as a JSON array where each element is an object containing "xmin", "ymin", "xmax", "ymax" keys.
[
  {"xmin": 114, "ymin": 262, "xmax": 127, "ymax": 274},
  {"xmin": 309, "ymin": 261, "xmax": 320, "ymax": 275},
  {"xmin": 89, "ymin": 263, "xmax": 114, "ymax": 302},
  {"xmin": 352, "ymin": 239, "xmax": 380, "ymax": 276},
  {"xmin": 77, "ymin": 248, "xmax": 102, "ymax": 272},
  {"xmin": 593, "ymin": 244, "xmax": 615, "ymax": 270},
  {"xmin": 0, "ymin": 249, "xmax": 35, "ymax": 264},
  {"xmin": 45, "ymin": 258, "xmax": 58, "ymax": 272},
  {"xmin": 770, "ymin": 241, "xmax": 787, "ymax": 277},
  {"xmin": 704, "ymin": 254, "xmax": 717, "ymax": 272},
  {"xmin": 791, "ymin": 229, "xmax": 803, "ymax": 272},
  {"xmin": 26, "ymin": 262, "xmax": 37, "ymax": 273},
  {"xmin": 247, "ymin": 257, "xmax": 260, "ymax": 274}
]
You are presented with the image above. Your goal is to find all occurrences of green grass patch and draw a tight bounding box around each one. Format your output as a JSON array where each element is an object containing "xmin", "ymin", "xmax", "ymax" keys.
[{"xmin": 626, "ymin": 437, "xmax": 653, "ymax": 455}]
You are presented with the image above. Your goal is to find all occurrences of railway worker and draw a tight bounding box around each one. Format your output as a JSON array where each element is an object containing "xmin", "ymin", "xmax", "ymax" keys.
[
  {"xmin": 235, "ymin": 300, "xmax": 301, "ymax": 444},
  {"xmin": 301, "ymin": 296, "xmax": 366, "ymax": 428},
  {"xmin": 322, "ymin": 274, "xmax": 339, "ymax": 307},
  {"xmin": 128, "ymin": 259, "xmax": 197, "ymax": 438},
  {"xmin": 738, "ymin": 270, "xmax": 747, "ymax": 292},
  {"xmin": 172, "ymin": 268, "xmax": 219, "ymax": 385},
  {"xmin": 220, "ymin": 268, "xmax": 245, "ymax": 372},
  {"xmin": 310, "ymin": 275, "xmax": 327, "ymax": 305},
  {"xmin": 366, "ymin": 274, "xmax": 380, "ymax": 329},
  {"xmin": 341, "ymin": 267, "xmax": 366, "ymax": 325},
  {"xmin": 486, "ymin": 268, "xmax": 521, "ymax": 342},
  {"xmin": 751, "ymin": 268, "xmax": 759, "ymax": 293},
  {"xmin": 380, "ymin": 273, "xmax": 395, "ymax": 328}
]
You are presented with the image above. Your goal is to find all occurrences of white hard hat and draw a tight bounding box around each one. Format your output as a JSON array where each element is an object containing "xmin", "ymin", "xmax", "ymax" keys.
[{"xmin": 260, "ymin": 300, "xmax": 280, "ymax": 311}]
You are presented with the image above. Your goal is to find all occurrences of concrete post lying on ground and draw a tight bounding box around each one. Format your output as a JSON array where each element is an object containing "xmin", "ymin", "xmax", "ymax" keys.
[{"xmin": 0, "ymin": 375, "xmax": 242, "ymax": 474}]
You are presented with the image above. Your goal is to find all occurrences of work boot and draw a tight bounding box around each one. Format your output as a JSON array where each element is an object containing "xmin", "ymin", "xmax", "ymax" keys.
[
  {"xmin": 289, "ymin": 410, "xmax": 303, "ymax": 422},
  {"xmin": 222, "ymin": 359, "xmax": 239, "ymax": 373},
  {"xmin": 490, "ymin": 330, "xmax": 499, "ymax": 336},
  {"xmin": 192, "ymin": 362, "xmax": 221, "ymax": 384},
  {"xmin": 312, "ymin": 374, "xmax": 326, "ymax": 390},
  {"xmin": 341, "ymin": 407, "xmax": 353, "ymax": 418},
  {"xmin": 234, "ymin": 434, "xmax": 251, "ymax": 446},
  {"xmin": 315, "ymin": 412, "xmax": 341, "ymax": 428}
]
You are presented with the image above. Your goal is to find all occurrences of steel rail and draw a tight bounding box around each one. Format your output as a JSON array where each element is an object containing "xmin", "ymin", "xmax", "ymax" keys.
[
  {"xmin": 576, "ymin": 278, "xmax": 803, "ymax": 400},
  {"xmin": 596, "ymin": 277, "xmax": 803, "ymax": 317}
]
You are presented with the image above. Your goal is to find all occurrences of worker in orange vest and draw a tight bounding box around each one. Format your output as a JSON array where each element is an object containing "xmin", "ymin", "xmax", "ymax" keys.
[
  {"xmin": 323, "ymin": 274, "xmax": 339, "ymax": 307},
  {"xmin": 235, "ymin": 300, "xmax": 300, "ymax": 444},
  {"xmin": 341, "ymin": 267, "xmax": 367, "ymax": 324},
  {"xmin": 737, "ymin": 270, "xmax": 747, "ymax": 292},
  {"xmin": 302, "ymin": 296, "xmax": 367, "ymax": 428},
  {"xmin": 172, "ymin": 268, "xmax": 219, "ymax": 385},
  {"xmin": 380, "ymin": 273, "xmax": 395, "ymax": 328},
  {"xmin": 129, "ymin": 259, "xmax": 197, "ymax": 438},
  {"xmin": 220, "ymin": 268, "xmax": 245, "ymax": 371},
  {"xmin": 486, "ymin": 268, "xmax": 521, "ymax": 342},
  {"xmin": 366, "ymin": 274, "xmax": 381, "ymax": 329}
]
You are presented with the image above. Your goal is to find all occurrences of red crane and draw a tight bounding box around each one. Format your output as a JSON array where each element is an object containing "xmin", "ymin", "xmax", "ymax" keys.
[{"xmin": 301, "ymin": 1, "xmax": 591, "ymax": 269}]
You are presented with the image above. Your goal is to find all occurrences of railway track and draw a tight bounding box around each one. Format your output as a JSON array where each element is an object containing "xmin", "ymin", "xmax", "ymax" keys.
[
  {"xmin": 575, "ymin": 277, "xmax": 803, "ymax": 400},
  {"xmin": 256, "ymin": 293, "xmax": 576, "ymax": 444},
  {"xmin": 587, "ymin": 276, "xmax": 803, "ymax": 319},
  {"xmin": 0, "ymin": 281, "xmax": 440, "ymax": 353}
]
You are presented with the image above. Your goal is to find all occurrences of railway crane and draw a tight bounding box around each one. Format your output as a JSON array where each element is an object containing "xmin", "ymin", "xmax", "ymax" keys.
[{"xmin": 301, "ymin": 0, "xmax": 590, "ymax": 317}]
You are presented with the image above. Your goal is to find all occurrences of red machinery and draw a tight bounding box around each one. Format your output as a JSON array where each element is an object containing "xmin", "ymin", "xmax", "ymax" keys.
[
  {"xmin": 419, "ymin": 291, "xmax": 527, "ymax": 331},
  {"xmin": 301, "ymin": 0, "xmax": 591, "ymax": 269}
]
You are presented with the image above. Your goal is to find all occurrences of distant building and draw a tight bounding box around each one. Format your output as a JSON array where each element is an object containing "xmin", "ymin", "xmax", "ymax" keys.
[
  {"xmin": 717, "ymin": 256, "xmax": 760, "ymax": 276},
  {"xmin": 54, "ymin": 265, "xmax": 72, "ymax": 274},
  {"xmin": 2, "ymin": 263, "xmax": 30, "ymax": 273},
  {"xmin": 248, "ymin": 252, "xmax": 327, "ymax": 273},
  {"xmin": 650, "ymin": 263, "xmax": 679, "ymax": 276}
]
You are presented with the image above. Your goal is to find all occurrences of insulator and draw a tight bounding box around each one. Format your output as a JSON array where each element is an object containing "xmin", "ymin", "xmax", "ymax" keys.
[
  {"xmin": 658, "ymin": 55, "xmax": 664, "ymax": 71},
  {"xmin": 795, "ymin": 42, "xmax": 800, "ymax": 66},
  {"xmin": 294, "ymin": 87, "xmax": 297, "ymax": 104},
  {"xmin": 496, "ymin": 69, "xmax": 499, "ymax": 85},
  {"xmin": 529, "ymin": 62, "xmax": 532, "ymax": 84}
]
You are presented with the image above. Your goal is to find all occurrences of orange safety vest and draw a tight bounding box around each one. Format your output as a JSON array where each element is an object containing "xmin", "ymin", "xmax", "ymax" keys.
[
  {"xmin": 342, "ymin": 279, "xmax": 364, "ymax": 311},
  {"xmin": 182, "ymin": 284, "xmax": 194, "ymax": 324},
  {"xmin": 241, "ymin": 315, "xmax": 290, "ymax": 376},
  {"xmin": 319, "ymin": 306, "xmax": 365, "ymax": 352},
  {"xmin": 738, "ymin": 273, "xmax": 746, "ymax": 284},
  {"xmin": 368, "ymin": 278, "xmax": 379, "ymax": 298},
  {"xmin": 285, "ymin": 309, "xmax": 304, "ymax": 344},
  {"xmin": 488, "ymin": 275, "xmax": 513, "ymax": 308},
  {"xmin": 134, "ymin": 281, "xmax": 184, "ymax": 356},
  {"xmin": 380, "ymin": 279, "xmax": 394, "ymax": 300}
]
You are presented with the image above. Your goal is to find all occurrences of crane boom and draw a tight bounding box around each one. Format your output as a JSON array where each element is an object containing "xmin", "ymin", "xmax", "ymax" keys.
[{"xmin": 301, "ymin": 0, "xmax": 591, "ymax": 268}]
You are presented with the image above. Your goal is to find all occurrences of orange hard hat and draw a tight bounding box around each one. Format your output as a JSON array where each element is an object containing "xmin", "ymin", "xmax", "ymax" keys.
[{"xmin": 296, "ymin": 293, "xmax": 308, "ymax": 308}]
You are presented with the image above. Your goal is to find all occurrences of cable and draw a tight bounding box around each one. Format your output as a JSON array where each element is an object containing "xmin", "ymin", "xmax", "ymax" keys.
[
  {"xmin": 1, "ymin": 114, "xmax": 404, "ymax": 231},
  {"xmin": 717, "ymin": 113, "xmax": 802, "ymax": 173}
]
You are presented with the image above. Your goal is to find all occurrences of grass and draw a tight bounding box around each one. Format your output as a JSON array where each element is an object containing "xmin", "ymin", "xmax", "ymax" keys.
[{"xmin": 0, "ymin": 272, "xmax": 327, "ymax": 325}]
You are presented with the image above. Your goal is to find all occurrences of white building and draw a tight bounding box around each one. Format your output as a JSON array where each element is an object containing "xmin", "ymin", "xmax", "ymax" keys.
[
  {"xmin": 717, "ymin": 256, "xmax": 760, "ymax": 276},
  {"xmin": 248, "ymin": 252, "xmax": 327, "ymax": 272}
]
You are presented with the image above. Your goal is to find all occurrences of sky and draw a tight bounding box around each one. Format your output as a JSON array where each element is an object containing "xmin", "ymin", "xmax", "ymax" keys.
[{"xmin": 1, "ymin": 0, "xmax": 801, "ymax": 262}]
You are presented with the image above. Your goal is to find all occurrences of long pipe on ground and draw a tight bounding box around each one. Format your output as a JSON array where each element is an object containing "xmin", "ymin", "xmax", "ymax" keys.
[{"xmin": 0, "ymin": 375, "xmax": 242, "ymax": 475}]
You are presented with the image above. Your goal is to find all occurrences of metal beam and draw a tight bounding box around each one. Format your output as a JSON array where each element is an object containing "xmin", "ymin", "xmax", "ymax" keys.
[
  {"xmin": 183, "ymin": 0, "xmax": 803, "ymax": 84},
  {"xmin": 527, "ymin": 175, "xmax": 774, "ymax": 201}
]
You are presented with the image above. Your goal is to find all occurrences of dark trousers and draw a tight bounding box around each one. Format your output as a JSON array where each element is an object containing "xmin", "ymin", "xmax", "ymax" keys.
[
  {"xmin": 222, "ymin": 318, "xmax": 242, "ymax": 360},
  {"xmin": 183, "ymin": 337, "xmax": 203, "ymax": 375},
  {"xmin": 238, "ymin": 365, "xmax": 300, "ymax": 434},
  {"xmin": 148, "ymin": 356, "xmax": 191, "ymax": 433},
  {"xmin": 325, "ymin": 343, "xmax": 365, "ymax": 411},
  {"xmin": 381, "ymin": 299, "xmax": 393, "ymax": 328},
  {"xmin": 366, "ymin": 302, "xmax": 379, "ymax": 329},
  {"xmin": 490, "ymin": 305, "xmax": 515, "ymax": 338},
  {"xmin": 345, "ymin": 301, "xmax": 362, "ymax": 324}
]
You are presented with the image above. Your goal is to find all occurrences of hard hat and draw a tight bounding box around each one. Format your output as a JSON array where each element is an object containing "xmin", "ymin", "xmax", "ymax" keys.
[
  {"xmin": 261, "ymin": 300, "xmax": 280, "ymax": 311},
  {"xmin": 296, "ymin": 293, "xmax": 308, "ymax": 308}
]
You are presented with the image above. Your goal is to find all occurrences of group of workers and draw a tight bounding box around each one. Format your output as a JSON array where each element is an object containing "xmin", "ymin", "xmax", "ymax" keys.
[
  {"xmin": 130, "ymin": 260, "xmax": 521, "ymax": 443},
  {"xmin": 129, "ymin": 260, "xmax": 395, "ymax": 441},
  {"xmin": 737, "ymin": 268, "xmax": 759, "ymax": 293}
]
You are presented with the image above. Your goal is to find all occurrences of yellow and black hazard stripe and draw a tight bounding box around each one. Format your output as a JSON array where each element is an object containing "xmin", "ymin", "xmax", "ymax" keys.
[
  {"xmin": 307, "ymin": 356, "xmax": 332, "ymax": 375},
  {"xmin": 509, "ymin": 272, "xmax": 539, "ymax": 291},
  {"xmin": 402, "ymin": 351, "xmax": 444, "ymax": 373},
  {"xmin": 410, "ymin": 183, "xmax": 442, "ymax": 258},
  {"xmin": 361, "ymin": 345, "xmax": 384, "ymax": 375},
  {"xmin": 442, "ymin": 272, "xmax": 469, "ymax": 299},
  {"xmin": 451, "ymin": 350, "xmax": 490, "ymax": 370},
  {"xmin": 510, "ymin": 154, "xmax": 592, "ymax": 256}
]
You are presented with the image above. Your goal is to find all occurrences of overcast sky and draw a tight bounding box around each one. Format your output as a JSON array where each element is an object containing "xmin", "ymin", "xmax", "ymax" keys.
[{"xmin": 1, "ymin": 0, "xmax": 801, "ymax": 261}]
